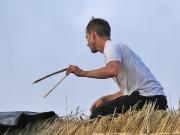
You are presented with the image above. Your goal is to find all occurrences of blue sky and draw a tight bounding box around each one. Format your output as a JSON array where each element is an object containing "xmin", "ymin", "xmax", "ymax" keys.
[{"xmin": 0, "ymin": 0, "xmax": 180, "ymax": 116}]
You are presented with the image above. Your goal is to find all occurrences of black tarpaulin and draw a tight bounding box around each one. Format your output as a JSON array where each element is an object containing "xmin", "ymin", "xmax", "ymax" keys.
[{"xmin": 0, "ymin": 111, "xmax": 56, "ymax": 131}]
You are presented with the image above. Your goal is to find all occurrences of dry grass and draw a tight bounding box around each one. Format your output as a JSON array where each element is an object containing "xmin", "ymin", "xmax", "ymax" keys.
[{"xmin": 3, "ymin": 105, "xmax": 180, "ymax": 135}]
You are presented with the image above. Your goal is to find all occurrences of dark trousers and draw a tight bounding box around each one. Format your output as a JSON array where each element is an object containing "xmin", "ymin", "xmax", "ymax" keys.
[{"xmin": 90, "ymin": 91, "xmax": 168, "ymax": 119}]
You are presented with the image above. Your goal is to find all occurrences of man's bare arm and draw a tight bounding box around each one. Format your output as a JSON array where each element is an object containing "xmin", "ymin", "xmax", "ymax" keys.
[
  {"xmin": 102, "ymin": 90, "xmax": 123, "ymax": 102},
  {"xmin": 66, "ymin": 61, "xmax": 121, "ymax": 79}
]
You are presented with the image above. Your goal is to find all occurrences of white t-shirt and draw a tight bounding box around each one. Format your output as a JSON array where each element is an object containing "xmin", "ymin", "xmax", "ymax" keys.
[{"xmin": 103, "ymin": 40, "xmax": 165, "ymax": 96}]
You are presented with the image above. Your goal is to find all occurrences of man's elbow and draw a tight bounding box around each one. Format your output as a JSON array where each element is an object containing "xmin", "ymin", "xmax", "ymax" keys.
[
  {"xmin": 107, "ymin": 61, "xmax": 121, "ymax": 77},
  {"xmin": 109, "ymin": 68, "xmax": 119, "ymax": 77}
]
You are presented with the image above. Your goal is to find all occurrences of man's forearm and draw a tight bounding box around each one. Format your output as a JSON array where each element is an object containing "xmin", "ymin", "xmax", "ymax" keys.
[
  {"xmin": 66, "ymin": 61, "xmax": 121, "ymax": 78},
  {"xmin": 82, "ymin": 66, "xmax": 117, "ymax": 79},
  {"xmin": 102, "ymin": 91, "xmax": 123, "ymax": 102}
]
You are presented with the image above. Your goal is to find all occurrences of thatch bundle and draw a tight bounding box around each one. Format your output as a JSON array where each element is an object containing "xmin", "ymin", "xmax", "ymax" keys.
[{"xmin": 3, "ymin": 105, "xmax": 180, "ymax": 135}]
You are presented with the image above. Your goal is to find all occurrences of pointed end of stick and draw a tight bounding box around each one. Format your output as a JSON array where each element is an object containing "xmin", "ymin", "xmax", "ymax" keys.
[
  {"xmin": 32, "ymin": 81, "xmax": 37, "ymax": 84},
  {"xmin": 32, "ymin": 79, "xmax": 40, "ymax": 84}
]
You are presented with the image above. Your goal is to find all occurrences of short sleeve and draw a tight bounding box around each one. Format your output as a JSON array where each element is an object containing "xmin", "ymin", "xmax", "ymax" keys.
[{"xmin": 103, "ymin": 42, "xmax": 122, "ymax": 64}]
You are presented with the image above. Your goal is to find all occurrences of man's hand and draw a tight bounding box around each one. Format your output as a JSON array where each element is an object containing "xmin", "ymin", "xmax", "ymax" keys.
[
  {"xmin": 90, "ymin": 97, "xmax": 105, "ymax": 112},
  {"xmin": 66, "ymin": 65, "xmax": 85, "ymax": 77}
]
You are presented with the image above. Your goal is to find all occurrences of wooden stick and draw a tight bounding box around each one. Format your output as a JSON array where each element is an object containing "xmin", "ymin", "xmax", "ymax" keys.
[
  {"xmin": 33, "ymin": 68, "xmax": 68, "ymax": 84},
  {"xmin": 44, "ymin": 74, "xmax": 68, "ymax": 98}
]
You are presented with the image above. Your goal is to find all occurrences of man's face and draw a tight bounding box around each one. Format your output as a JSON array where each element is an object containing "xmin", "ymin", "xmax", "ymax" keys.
[{"xmin": 86, "ymin": 32, "xmax": 98, "ymax": 53}]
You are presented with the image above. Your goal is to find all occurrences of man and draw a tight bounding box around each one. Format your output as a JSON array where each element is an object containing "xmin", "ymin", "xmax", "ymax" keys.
[{"xmin": 66, "ymin": 18, "xmax": 167, "ymax": 119}]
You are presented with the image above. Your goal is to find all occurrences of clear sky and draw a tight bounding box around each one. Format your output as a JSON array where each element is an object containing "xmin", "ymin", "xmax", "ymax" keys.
[{"xmin": 0, "ymin": 0, "xmax": 180, "ymax": 116}]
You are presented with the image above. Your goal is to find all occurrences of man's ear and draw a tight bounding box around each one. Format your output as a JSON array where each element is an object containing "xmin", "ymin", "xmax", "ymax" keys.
[{"xmin": 93, "ymin": 32, "xmax": 97, "ymax": 40}]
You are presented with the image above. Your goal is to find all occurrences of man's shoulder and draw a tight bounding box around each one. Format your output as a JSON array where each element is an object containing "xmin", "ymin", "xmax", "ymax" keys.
[
  {"xmin": 104, "ymin": 40, "xmax": 133, "ymax": 56},
  {"xmin": 111, "ymin": 41, "xmax": 130, "ymax": 51},
  {"xmin": 104, "ymin": 40, "xmax": 124, "ymax": 49}
]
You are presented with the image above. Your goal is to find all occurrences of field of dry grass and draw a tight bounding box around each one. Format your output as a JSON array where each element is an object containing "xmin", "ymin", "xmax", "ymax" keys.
[{"xmin": 3, "ymin": 104, "xmax": 180, "ymax": 135}]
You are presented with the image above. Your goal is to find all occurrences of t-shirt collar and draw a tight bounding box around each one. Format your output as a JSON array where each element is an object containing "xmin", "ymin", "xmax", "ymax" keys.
[{"xmin": 103, "ymin": 40, "xmax": 112, "ymax": 53}]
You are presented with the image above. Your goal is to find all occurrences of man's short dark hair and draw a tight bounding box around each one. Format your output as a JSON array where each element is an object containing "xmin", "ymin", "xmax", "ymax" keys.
[{"xmin": 86, "ymin": 18, "xmax": 111, "ymax": 37}]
